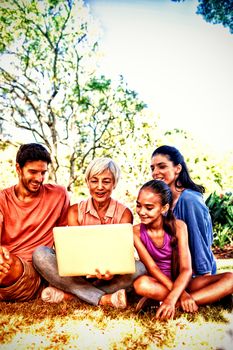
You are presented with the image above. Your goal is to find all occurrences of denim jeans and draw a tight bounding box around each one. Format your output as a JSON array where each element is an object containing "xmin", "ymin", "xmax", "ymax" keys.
[{"xmin": 32, "ymin": 246, "xmax": 147, "ymax": 305}]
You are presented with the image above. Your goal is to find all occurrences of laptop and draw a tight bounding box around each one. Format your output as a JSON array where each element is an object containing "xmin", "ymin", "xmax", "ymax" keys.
[{"xmin": 53, "ymin": 223, "xmax": 136, "ymax": 276}]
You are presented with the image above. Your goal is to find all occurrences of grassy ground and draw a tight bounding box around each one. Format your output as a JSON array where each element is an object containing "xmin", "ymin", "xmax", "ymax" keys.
[{"xmin": 0, "ymin": 260, "xmax": 232, "ymax": 350}]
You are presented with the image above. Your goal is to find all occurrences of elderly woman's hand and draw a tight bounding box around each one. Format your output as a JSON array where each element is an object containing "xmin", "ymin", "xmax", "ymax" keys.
[{"xmin": 86, "ymin": 269, "xmax": 114, "ymax": 280}]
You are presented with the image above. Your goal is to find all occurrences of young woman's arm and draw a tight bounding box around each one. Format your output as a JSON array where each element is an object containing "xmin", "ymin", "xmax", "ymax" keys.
[{"xmin": 174, "ymin": 192, "xmax": 215, "ymax": 275}]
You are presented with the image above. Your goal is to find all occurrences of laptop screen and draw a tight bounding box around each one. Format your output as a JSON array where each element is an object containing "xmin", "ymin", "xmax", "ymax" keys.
[{"xmin": 53, "ymin": 223, "xmax": 136, "ymax": 276}]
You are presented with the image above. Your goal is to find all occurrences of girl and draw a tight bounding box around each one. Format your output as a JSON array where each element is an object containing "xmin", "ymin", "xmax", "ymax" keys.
[{"xmin": 133, "ymin": 180, "xmax": 233, "ymax": 320}]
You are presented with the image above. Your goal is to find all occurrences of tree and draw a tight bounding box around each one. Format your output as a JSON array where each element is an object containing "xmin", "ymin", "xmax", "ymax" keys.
[
  {"xmin": 172, "ymin": 0, "xmax": 233, "ymax": 34},
  {"xmin": 0, "ymin": 140, "xmax": 19, "ymax": 189},
  {"xmin": 0, "ymin": 0, "xmax": 148, "ymax": 190},
  {"xmin": 158, "ymin": 127, "xmax": 233, "ymax": 195}
]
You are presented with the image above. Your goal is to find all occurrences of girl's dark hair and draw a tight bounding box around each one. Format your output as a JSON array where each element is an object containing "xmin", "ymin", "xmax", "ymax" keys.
[
  {"xmin": 152, "ymin": 145, "xmax": 205, "ymax": 194},
  {"xmin": 16, "ymin": 143, "xmax": 51, "ymax": 168},
  {"xmin": 140, "ymin": 179, "xmax": 179, "ymax": 280}
]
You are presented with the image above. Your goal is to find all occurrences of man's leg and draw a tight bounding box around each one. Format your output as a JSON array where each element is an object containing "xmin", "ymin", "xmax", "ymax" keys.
[{"xmin": 0, "ymin": 256, "xmax": 42, "ymax": 302}]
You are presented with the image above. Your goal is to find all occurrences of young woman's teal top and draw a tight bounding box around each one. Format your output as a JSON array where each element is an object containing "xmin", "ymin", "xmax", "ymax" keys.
[{"xmin": 173, "ymin": 189, "xmax": 217, "ymax": 276}]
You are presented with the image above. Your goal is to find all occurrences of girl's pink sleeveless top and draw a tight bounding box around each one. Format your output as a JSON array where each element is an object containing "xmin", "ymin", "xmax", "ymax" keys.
[{"xmin": 140, "ymin": 223, "xmax": 172, "ymax": 279}]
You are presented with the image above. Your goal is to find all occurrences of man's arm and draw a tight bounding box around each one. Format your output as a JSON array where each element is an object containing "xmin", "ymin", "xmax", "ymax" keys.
[
  {"xmin": 68, "ymin": 204, "xmax": 79, "ymax": 226},
  {"xmin": 56, "ymin": 188, "xmax": 70, "ymax": 226}
]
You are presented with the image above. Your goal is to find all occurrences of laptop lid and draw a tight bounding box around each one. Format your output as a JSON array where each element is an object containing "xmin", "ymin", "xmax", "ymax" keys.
[{"xmin": 53, "ymin": 223, "xmax": 136, "ymax": 276}]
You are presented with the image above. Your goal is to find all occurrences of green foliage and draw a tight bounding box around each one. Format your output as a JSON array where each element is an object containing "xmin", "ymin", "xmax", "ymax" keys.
[
  {"xmin": 0, "ymin": 140, "xmax": 18, "ymax": 189},
  {"xmin": 206, "ymin": 191, "xmax": 233, "ymax": 227},
  {"xmin": 196, "ymin": 0, "xmax": 233, "ymax": 34},
  {"xmin": 172, "ymin": 0, "xmax": 233, "ymax": 34},
  {"xmin": 205, "ymin": 191, "xmax": 233, "ymax": 247},
  {"xmin": 161, "ymin": 128, "xmax": 233, "ymax": 194},
  {"xmin": 0, "ymin": 0, "xmax": 151, "ymax": 190},
  {"xmin": 212, "ymin": 224, "xmax": 232, "ymax": 249},
  {"xmin": 0, "ymin": 0, "xmax": 232, "ymax": 200},
  {"xmin": 87, "ymin": 76, "xmax": 111, "ymax": 91}
]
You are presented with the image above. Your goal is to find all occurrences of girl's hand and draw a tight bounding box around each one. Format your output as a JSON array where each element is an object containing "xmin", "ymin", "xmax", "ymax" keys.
[
  {"xmin": 155, "ymin": 299, "xmax": 176, "ymax": 320},
  {"xmin": 180, "ymin": 292, "xmax": 198, "ymax": 313}
]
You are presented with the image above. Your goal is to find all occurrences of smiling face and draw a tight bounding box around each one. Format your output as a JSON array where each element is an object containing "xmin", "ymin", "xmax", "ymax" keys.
[
  {"xmin": 150, "ymin": 154, "xmax": 182, "ymax": 188},
  {"xmin": 87, "ymin": 169, "xmax": 115, "ymax": 204},
  {"xmin": 16, "ymin": 160, "xmax": 48, "ymax": 194},
  {"xmin": 136, "ymin": 188, "xmax": 168, "ymax": 226}
]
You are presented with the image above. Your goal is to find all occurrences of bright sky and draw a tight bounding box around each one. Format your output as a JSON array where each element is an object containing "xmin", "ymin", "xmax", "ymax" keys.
[{"xmin": 87, "ymin": 0, "xmax": 233, "ymax": 154}]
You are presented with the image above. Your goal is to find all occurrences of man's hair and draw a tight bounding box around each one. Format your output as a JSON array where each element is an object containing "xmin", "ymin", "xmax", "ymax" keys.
[{"xmin": 16, "ymin": 143, "xmax": 51, "ymax": 168}]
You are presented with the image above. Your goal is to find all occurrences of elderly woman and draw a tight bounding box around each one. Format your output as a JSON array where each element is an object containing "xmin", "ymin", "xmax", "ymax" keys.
[
  {"xmin": 33, "ymin": 158, "xmax": 146, "ymax": 308},
  {"xmin": 68, "ymin": 157, "xmax": 133, "ymax": 226}
]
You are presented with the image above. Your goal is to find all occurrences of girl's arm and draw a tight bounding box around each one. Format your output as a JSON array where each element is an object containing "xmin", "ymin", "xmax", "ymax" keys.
[
  {"xmin": 155, "ymin": 220, "xmax": 193, "ymax": 319},
  {"xmin": 133, "ymin": 225, "xmax": 174, "ymax": 290}
]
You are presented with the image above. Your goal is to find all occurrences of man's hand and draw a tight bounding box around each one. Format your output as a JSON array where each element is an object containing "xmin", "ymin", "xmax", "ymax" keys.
[
  {"xmin": 0, "ymin": 246, "xmax": 10, "ymax": 261},
  {"xmin": 0, "ymin": 246, "xmax": 13, "ymax": 282}
]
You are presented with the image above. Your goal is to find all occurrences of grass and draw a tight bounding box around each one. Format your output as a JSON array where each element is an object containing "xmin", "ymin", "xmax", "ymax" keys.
[{"xmin": 0, "ymin": 260, "xmax": 232, "ymax": 350}]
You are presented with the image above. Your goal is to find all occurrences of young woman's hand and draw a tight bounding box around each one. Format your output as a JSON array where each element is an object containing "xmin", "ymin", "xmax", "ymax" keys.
[
  {"xmin": 155, "ymin": 299, "xmax": 176, "ymax": 320},
  {"xmin": 180, "ymin": 291, "xmax": 198, "ymax": 313}
]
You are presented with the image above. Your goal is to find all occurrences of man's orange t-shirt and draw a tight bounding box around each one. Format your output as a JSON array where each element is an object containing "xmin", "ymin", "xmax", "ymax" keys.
[{"xmin": 0, "ymin": 184, "xmax": 70, "ymax": 262}]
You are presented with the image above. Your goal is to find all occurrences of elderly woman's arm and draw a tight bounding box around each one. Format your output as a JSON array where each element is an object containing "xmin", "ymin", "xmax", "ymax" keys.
[{"xmin": 120, "ymin": 208, "xmax": 133, "ymax": 224}]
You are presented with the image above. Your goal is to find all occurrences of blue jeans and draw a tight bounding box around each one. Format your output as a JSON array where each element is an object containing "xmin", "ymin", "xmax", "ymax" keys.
[{"xmin": 32, "ymin": 246, "xmax": 147, "ymax": 306}]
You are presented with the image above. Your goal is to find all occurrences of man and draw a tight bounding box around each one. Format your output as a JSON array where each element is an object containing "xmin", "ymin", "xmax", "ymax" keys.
[{"xmin": 0, "ymin": 143, "xmax": 70, "ymax": 301}]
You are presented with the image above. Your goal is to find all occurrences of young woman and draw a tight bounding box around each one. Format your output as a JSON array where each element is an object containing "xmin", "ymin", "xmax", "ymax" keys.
[
  {"xmin": 33, "ymin": 157, "xmax": 146, "ymax": 308},
  {"xmin": 151, "ymin": 145, "xmax": 216, "ymax": 276},
  {"xmin": 133, "ymin": 180, "xmax": 233, "ymax": 320}
]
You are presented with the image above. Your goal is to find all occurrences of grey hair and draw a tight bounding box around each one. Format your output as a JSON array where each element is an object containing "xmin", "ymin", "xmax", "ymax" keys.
[{"xmin": 85, "ymin": 157, "xmax": 121, "ymax": 187}]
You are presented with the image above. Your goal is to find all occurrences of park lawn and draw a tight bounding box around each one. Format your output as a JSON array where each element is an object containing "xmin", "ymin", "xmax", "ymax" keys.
[{"xmin": 0, "ymin": 260, "xmax": 232, "ymax": 350}]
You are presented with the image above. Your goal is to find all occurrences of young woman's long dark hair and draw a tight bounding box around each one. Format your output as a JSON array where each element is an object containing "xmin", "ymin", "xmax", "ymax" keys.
[
  {"xmin": 152, "ymin": 145, "xmax": 205, "ymax": 194},
  {"xmin": 140, "ymin": 179, "xmax": 179, "ymax": 280}
]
